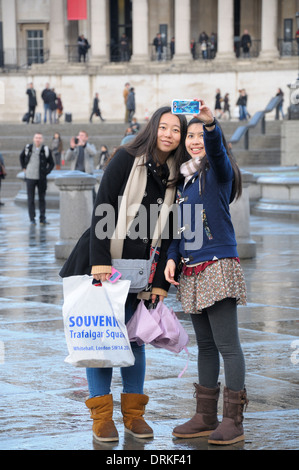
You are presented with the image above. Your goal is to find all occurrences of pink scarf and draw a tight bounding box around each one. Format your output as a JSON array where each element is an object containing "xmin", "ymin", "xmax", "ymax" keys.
[{"xmin": 180, "ymin": 157, "xmax": 201, "ymax": 187}]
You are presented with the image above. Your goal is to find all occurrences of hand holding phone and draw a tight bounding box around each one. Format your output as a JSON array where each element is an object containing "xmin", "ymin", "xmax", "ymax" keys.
[{"xmin": 109, "ymin": 267, "xmax": 122, "ymax": 283}]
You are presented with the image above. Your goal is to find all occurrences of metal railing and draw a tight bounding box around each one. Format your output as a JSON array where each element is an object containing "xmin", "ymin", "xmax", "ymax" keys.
[
  {"xmin": 0, "ymin": 48, "xmax": 49, "ymax": 70},
  {"xmin": 229, "ymin": 95, "xmax": 283, "ymax": 150},
  {"xmin": 66, "ymin": 45, "xmax": 90, "ymax": 63},
  {"xmin": 278, "ymin": 38, "xmax": 299, "ymax": 57},
  {"xmin": 1, "ymin": 38, "xmax": 298, "ymax": 68}
]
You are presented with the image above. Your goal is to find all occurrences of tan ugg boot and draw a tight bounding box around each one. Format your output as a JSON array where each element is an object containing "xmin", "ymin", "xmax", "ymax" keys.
[
  {"xmin": 85, "ymin": 395, "xmax": 119, "ymax": 442},
  {"xmin": 121, "ymin": 393, "xmax": 154, "ymax": 438},
  {"xmin": 208, "ymin": 386, "xmax": 249, "ymax": 445},
  {"xmin": 172, "ymin": 383, "xmax": 220, "ymax": 438}
]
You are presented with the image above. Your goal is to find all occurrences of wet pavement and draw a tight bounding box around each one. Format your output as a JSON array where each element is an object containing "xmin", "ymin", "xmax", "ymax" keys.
[{"xmin": 0, "ymin": 184, "xmax": 298, "ymax": 452}]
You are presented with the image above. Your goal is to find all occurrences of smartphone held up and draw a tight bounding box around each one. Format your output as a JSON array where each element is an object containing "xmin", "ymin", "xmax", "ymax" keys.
[{"xmin": 171, "ymin": 99, "xmax": 200, "ymax": 115}]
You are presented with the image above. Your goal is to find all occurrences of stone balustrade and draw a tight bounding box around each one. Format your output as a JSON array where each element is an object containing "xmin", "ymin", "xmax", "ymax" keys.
[{"xmin": 54, "ymin": 168, "xmax": 256, "ymax": 261}]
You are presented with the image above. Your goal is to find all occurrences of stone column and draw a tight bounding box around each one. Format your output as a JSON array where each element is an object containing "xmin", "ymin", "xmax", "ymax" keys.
[
  {"xmin": 259, "ymin": 0, "xmax": 279, "ymax": 60},
  {"xmin": 215, "ymin": 0, "xmax": 235, "ymax": 61},
  {"xmin": 173, "ymin": 0, "xmax": 192, "ymax": 62},
  {"xmin": 55, "ymin": 171, "xmax": 97, "ymax": 259},
  {"xmin": 2, "ymin": 0, "xmax": 17, "ymax": 66},
  {"xmin": 230, "ymin": 170, "xmax": 256, "ymax": 259},
  {"xmin": 48, "ymin": 0, "xmax": 67, "ymax": 63},
  {"xmin": 90, "ymin": 0, "xmax": 108, "ymax": 64},
  {"xmin": 130, "ymin": 0, "xmax": 149, "ymax": 63}
]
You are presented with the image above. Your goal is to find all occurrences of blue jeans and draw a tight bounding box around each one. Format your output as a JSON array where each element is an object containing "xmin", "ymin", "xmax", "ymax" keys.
[
  {"xmin": 239, "ymin": 105, "xmax": 247, "ymax": 121},
  {"xmin": 86, "ymin": 294, "xmax": 145, "ymax": 398},
  {"xmin": 43, "ymin": 103, "xmax": 51, "ymax": 123}
]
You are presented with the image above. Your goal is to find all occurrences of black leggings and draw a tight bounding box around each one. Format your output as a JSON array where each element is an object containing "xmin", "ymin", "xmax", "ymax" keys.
[{"xmin": 190, "ymin": 298, "xmax": 245, "ymax": 391}]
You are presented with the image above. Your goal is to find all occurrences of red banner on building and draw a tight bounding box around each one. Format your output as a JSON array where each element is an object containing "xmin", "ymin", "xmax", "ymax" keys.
[{"xmin": 67, "ymin": 0, "xmax": 87, "ymax": 20}]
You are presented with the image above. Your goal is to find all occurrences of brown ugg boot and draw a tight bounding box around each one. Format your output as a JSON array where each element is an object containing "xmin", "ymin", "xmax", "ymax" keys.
[
  {"xmin": 121, "ymin": 393, "xmax": 154, "ymax": 438},
  {"xmin": 85, "ymin": 394, "xmax": 119, "ymax": 442},
  {"xmin": 208, "ymin": 386, "xmax": 249, "ymax": 445},
  {"xmin": 172, "ymin": 383, "xmax": 220, "ymax": 438}
]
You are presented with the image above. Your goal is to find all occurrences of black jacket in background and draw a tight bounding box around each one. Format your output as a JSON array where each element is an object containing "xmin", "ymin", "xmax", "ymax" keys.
[
  {"xmin": 26, "ymin": 88, "xmax": 37, "ymax": 107},
  {"xmin": 20, "ymin": 143, "xmax": 54, "ymax": 183}
]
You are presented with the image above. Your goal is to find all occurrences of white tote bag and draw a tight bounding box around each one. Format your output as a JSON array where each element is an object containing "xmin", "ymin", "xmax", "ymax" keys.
[{"xmin": 62, "ymin": 275, "xmax": 135, "ymax": 368}]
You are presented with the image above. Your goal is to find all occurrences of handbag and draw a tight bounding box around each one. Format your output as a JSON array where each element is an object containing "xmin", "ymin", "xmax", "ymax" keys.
[
  {"xmin": 22, "ymin": 112, "xmax": 30, "ymax": 122},
  {"xmin": 62, "ymin": 275, "xmax": 135, "ymax": 368},
  {"xmin": 112, "ymin": 243, "xmax": 159, "ymax": 294}
]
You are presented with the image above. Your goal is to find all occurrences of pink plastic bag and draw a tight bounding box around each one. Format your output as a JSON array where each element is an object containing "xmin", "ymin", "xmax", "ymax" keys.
[
  {"xmin": 126, "ymin": 300, "xmax": 189, "ymax": 377},
  {"xmin": 151, "ymin": 301, "xmax": 189, "ymax": 354},
  {"xmin": 127, "ymin": 300, "xmax": 189, "ymax": 352},
  {"xmin": 126, "ymin": 300, "xmax": 163, "ymax": 346}
]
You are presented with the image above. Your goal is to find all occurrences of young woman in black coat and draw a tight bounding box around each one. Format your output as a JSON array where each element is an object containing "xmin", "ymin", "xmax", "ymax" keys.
[{"xmin": 61, "ymin": 106, "xmax": 187, "ymax": 443}]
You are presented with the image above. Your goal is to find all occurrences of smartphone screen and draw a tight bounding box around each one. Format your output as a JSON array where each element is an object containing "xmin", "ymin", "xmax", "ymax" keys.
[{"xmin": 172, "ymin": 100, "xmax": 200, "ymax": 115}]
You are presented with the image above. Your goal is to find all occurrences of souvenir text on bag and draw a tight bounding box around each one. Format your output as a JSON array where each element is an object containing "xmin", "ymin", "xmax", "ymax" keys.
[{"xmin": 62, "ymin": 275, "xmax": 134, "ymax": 368}]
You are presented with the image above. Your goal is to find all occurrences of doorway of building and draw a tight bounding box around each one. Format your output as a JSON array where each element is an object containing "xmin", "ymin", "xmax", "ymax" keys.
[
  {"xmin": 109, "ymin": 0, "xmax": 132, "ymax": 61},
  {"xmin": 234, "ymin": 0, "xmax": 241, "ymax": 57}
]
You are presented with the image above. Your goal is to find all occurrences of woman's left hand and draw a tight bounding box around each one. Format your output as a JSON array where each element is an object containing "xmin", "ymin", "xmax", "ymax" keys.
[
  {"xmin": 151, "ymin": 294, "xmax": 165, "ymax": 304},
  {"xmin": 194, "ymin": 99, "xmax": 214, "ymax": 126}
]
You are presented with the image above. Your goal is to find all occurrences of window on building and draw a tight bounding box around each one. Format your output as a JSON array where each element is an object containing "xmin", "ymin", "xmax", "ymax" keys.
[{"xmin": 27, "ymin": 30, "xmax": 44, "ymax": 65}]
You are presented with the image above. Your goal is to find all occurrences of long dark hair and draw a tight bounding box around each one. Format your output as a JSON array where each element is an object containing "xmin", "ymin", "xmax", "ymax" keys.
[
  {"xmin": 187, "ymin": 117, "xmax": 242, "ymax": 201},
  {"xmin": 124, "ymin": 106, "xmax": 188, "ymax": 186}
]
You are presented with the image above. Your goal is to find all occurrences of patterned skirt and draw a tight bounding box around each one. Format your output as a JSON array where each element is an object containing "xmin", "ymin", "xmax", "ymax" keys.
[{"xmin": 176, "ymin": 258, "xmax": 247, "ymax": 314}]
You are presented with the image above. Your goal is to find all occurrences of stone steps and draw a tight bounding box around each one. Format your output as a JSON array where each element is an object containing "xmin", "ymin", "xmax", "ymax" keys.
[
  {"xmin": 233, "ymin": 148, "xmax": 281, "ymax": 166},
  {"xmin": 0, "ymin": 120, "xmax": 283, "ymax": 182},
  {"xmin": 0, "ymin": 122, "xmax": 130, "ymax": 182}
]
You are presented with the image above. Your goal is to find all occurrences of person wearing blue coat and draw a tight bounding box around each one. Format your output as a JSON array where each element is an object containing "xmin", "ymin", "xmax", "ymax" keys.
[{"xmin": 165, "ymin": 100, "xmax": 248, "ymax": 445}]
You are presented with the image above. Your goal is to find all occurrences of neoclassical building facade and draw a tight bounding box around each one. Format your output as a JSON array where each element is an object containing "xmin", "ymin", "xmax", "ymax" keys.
[
  {"xmin": 1, "ymin": 0, "xmax": 299, "ymax": 66},
  {"xmin": 0, "ymin": 0, "xmax": 298, "ymax": 121}
]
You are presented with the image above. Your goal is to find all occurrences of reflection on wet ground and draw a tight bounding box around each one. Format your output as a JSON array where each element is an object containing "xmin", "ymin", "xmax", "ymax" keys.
[{"xmin": 0, "ymin": 198, "xmax": 298, "ymax": 451}]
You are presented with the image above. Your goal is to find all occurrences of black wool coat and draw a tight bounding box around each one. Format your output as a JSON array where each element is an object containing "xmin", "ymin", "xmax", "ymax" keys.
[{"xmin": 60, "ymin": 148, "xmax": 175, "ymax": 293}]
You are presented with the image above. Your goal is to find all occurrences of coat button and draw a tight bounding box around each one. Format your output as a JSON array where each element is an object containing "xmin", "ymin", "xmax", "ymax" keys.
[
  {"xmin": 142, "ymin": 237, "xmax": 149, "ymax": 244},
  {"xmin": 157, "ymin": 198, "xmax": 163, "ymax": 205}
]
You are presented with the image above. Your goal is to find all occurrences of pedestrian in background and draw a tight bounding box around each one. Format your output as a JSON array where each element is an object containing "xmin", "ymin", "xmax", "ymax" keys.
[
  {"xmin": 90, "ymin": 93, "xmax": 105, "ymax": 122},
  {"xmin": 123, "ymin": 82, "xmax": 130, "ymax": 123},
  {"xmin": 78, "ymin": 34, "xmax": 90, "ymax": 62},
  {"xmin": 26, "ymin": 83, "xmax": 37, "ymax": 124},
  {"xmin": 275, "ymin": 88, "xmax": 285, "ymax": 120},
  {"xmin": 127, "ymin": 87, "xmax": 135, "ymax": 123},
  {"xmin": 129, "ymin": 116, "xmax": 140, "ymax": 134},
  {"xmin": 0, "ymin": 152, "xmax": 6, "ymax": 205},
  {"xmin": 223, "ymin": 93, "xmax": 231, "ymax": 120},
  {"xmin": 153, "ymin": 33, "xmax": 163, "ymax": 60},
  {"xmin": 237, "ymin": 89, "xmax": 249, "ymax": 121},
  {"xmin": 214, "ymin": 89, "xmax": 223, "ymax": 119},
  {"xmin": 65, "ymin": 130, "xmax": 97, "ymax": 174},
  {"xmin": 96, "ymin": 144, "xmax": 110, "ymax": 169},
  {"xmin": 56, "ymin": 94, "xmax": 63, "ymax": 122},
  {"xmin": 48, "ymin": 88, "xmax": 57, "ymax": 124},
  {"xmin": 41, "ymin": 83, "xmax": 51, "ymax": 124},
  {"xmin": 241, "ymin": 29, "xmax": 252, "ymax": 58},
  {"xmin": 20, "ymin": 133, "xmax": 54, "ymax": 225},
  {"xmin": 51, "ymin": 132, "xmax": 63, "ymax": 169},
  {"xmin": 165, "ymin": 101, "xmax": 248, "ymax": 446},
  {"xmin": 120, "ymin": 33, "xmax": 129, "ymax": 61}
]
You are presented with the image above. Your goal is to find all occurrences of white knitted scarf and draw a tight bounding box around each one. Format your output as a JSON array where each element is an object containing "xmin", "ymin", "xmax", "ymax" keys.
[{"xmin": 110, "ymin": 155, "xmax": 176, "ymax": 259}]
